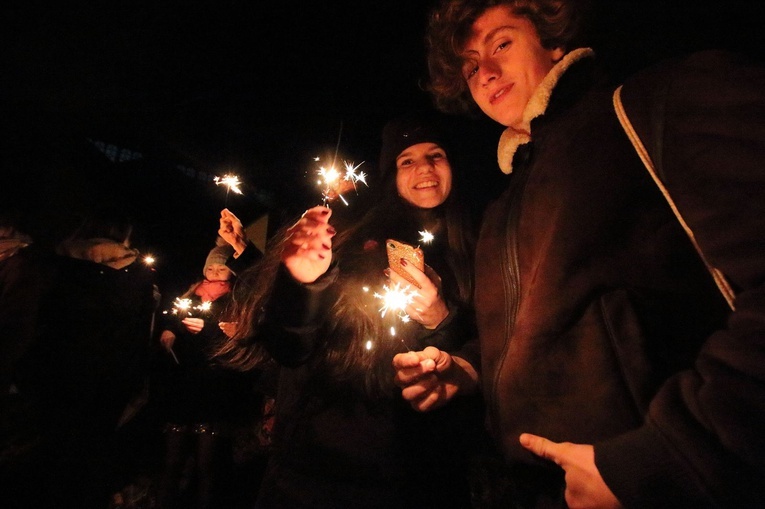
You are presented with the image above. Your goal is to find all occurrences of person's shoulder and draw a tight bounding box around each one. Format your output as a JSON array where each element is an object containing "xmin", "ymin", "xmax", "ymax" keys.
[{"xmin": 622, "ymin": 50, "xmax": 764, "ymax": 96}]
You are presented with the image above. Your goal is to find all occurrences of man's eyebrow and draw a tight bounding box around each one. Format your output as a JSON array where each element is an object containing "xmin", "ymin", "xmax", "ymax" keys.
[{"xmin": 463, "ymin": 25, "xmax": 519, "ymax": 57}]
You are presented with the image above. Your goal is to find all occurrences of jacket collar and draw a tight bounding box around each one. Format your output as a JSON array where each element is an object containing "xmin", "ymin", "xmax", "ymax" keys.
[
  {"xmin": 497, "ymin": 47, "xmax": 595, "ymax": 174},
  {"xmin": 57, "ymin": 237, "xmax": 139, "ymax": 270}
]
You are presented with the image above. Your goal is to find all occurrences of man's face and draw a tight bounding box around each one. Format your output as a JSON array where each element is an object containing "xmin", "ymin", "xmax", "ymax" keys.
[{"xmin": 461, "ymin": 5, "xmax": 564, "ymax": 129}]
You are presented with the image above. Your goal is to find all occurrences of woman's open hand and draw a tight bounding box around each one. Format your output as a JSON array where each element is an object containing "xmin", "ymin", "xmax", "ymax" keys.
[{"xmin": 282, "ymin": 206, "xmax": 336, "ymax": 283}]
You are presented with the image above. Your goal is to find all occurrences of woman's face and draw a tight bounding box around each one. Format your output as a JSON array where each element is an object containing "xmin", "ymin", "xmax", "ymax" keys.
[
  {"xmin": 205, "ymin": 263, "xmax": 232, "ymax": 282},
  {"xmin": 461, "ymin": 6, "xmax": 564, "ymax": 129},
  {"xmin": 395, "ymin": 142, "xmax": 453, "ymax": 209}
]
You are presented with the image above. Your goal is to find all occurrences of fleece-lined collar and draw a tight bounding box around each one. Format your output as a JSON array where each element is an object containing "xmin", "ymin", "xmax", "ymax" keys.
[
  {"xmin": 0, "ymin": 233, "xmax": 32, "ymax": 263},
  {"xmin": 57, "ymin": 238, "xmax": 139, "ymax": 270},
  {"xmin": 497, "ymin": 47, "xmax": 595, "ymax": 174}
]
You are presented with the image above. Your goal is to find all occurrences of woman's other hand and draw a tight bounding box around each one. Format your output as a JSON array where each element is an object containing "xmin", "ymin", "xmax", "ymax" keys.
[
  {"xmin": 219, "ymin": 321, "xmax": 238, "ymax": 338},
  {"xmin": 181, "ymin": 317, "xmax": 205, "ymax": 334},
  {"xmin": 392, "ymin": 346, "xmax": 479, "ymax": 412},
  {"xmin": 387, "ymin": 261, "xmax": 449, "ymax": 329},
  {"xmin": 160, "ymin": 330, "xmax": 176, "ymax": 351}
]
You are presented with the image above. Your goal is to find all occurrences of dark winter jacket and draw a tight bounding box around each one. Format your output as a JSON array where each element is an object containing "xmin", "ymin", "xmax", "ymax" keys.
[
  {"xmin": 475, "ymin": 48, "xmax": 765, "ymax": 508},
  {"xmin": 154, "ymin": 287, "xmax": 254, "ymax": 425},
  {"xmin": 254, "ymin": 213, "xmax": 485, "ymax": 509},
  {"xmin": 18, "ymin": 241, "xmax": 157, "ymax": 431},
  {"xmin": 0, "ymin": 240, "xmax": 49, "ymax": 396}
]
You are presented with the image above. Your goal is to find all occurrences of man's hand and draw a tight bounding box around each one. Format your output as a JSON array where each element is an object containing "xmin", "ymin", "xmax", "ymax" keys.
[{"xmin": 519, "ymin": 433, "xmax": 622, "ymax": 509}]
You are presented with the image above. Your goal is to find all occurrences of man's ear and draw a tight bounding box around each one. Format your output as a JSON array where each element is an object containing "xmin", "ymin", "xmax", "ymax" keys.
[{"xmin": 551, "ymin": 46, "xmax": 566, "ymax": 63}]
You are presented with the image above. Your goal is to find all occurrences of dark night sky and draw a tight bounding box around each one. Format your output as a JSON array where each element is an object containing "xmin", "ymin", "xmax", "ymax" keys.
[{"xmin": 2, "ymin": 0, "xmax": 763, "ymax": 291}]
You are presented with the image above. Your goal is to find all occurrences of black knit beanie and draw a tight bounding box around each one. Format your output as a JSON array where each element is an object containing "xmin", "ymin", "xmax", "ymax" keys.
[{"xmin": 378, "ymin": 111, "xmax": 454, "ymax": 183}]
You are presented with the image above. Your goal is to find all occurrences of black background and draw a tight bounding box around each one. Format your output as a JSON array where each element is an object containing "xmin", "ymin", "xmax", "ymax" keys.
[{"xmin": 2, "ymin": 0, "xmax": 763, "ymax": 293}]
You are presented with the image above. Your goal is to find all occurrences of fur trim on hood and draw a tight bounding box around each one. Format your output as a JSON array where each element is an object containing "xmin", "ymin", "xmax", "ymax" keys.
[
  {"xmin": 0, "ymin": 233, "xmax": 32, "ymax": 263},
  {"xmin": 57, "ymin": 238, "xmax": 139, "ymax": 270},
  {"xmin": 497, "ymin": 48, "xmax": 595, "ymax": 174}
]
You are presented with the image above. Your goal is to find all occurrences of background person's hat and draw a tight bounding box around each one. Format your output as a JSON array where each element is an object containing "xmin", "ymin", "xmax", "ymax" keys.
[{"xmin": 203, "ymin": 244, "xmax": 235, "ymax": 276}]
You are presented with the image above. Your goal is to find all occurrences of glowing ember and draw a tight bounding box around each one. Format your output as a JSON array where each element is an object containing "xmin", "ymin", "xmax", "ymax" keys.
[
  {"xmin": 374, "ymin": 282, "xmax": 417, "ymax": 320},
  {"xmin": 214, "ymin": 174, "xmax": 243, "ymax": 195},
  {"xmin": 418, "ymin": 230, "xmax": 434, "ymax": 244},
  {"xmin": 170, "ymin": 298, "xmax": 212, "ymax": 316},
  {"xmin": 171, "ymin": 297, "xmax": 193, "ymax": 315},
  {"xmin": 316, "ymin": 159, "xmax": 367, "ymax": 205}
]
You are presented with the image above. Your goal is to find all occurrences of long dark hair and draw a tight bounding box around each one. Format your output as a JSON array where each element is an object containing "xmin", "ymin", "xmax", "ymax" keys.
[{"xmin": 215, "ymin": 122, "xmax": 476, "ymax": 397}]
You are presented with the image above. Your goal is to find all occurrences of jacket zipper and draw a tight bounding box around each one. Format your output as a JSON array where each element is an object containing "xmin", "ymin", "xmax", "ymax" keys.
[{"xmin": 488, "ymin": 155, "xmax": 531, "ymax": 432}]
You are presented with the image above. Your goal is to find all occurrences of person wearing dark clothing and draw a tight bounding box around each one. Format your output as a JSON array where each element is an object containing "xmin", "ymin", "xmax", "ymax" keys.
[
  {"xmin": 217, "ymin": 112, "xmax": 490, "ymax": 508},
  {"xmin": 14, "ymin": 208, "xmax": 157, "ymax": 509},
  {"xmin": 393, "ymin": 1, "xmax": 765, "ymax": 508},
  {"xmin": 153, "ymin": 244, "xmax": 257, "ymax": 509},
  {"xmin": 0, "ymin": 214, "xmax": 52, "ymax": 508}
]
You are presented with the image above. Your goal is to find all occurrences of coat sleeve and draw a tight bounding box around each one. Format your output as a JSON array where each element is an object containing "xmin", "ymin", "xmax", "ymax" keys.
[
  {"xmin": 255, "ymin": 263, "xmax": 338, "ymax": 367},
  {"xmin": 597, "ymin": 50, "xmax": 765, "ymax": 508},
  {"xmin": 226, "ymin": 240, "xmax": 263, "ymax": 274}
]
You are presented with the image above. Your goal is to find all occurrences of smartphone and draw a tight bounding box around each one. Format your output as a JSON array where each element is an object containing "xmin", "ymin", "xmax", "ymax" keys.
[{"xmin": 386, "ymin": 239, "xmax": 424, "ymax": 288}]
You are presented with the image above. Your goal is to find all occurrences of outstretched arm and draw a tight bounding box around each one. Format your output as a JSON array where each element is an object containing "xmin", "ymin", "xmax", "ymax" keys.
[{"xmin": 218, "ymin": 208, "xmax": 248, "ymax": 256}]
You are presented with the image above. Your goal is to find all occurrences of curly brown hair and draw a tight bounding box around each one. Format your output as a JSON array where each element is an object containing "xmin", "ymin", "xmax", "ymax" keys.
[{"xmin": 425, "ymin": 0, "xmax": 590, "ymax": 114}]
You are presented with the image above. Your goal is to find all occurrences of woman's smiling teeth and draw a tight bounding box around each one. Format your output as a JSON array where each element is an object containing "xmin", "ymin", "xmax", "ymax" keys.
[{"xmin": 414, "ymin": 180, "xmax": 438, "ymax": 189}]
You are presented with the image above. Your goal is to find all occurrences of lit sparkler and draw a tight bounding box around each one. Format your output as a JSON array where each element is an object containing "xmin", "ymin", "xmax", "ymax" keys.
[
  {"xmin": 418, "ymin": 230, "xmax": 434, "ymax": 244},
  {"xmin": 169, "ymin": 298, "xmax": 213, "ymax": 317},
  {"xmin": 143, "ymin": 255, "xmax": 155, "ymax": 266},
  {"xmin": 215, "ymin": 173, "xmax": 244, "ymax": 206},
  {"xmin": 374, "ymin": 282, "xmax": 418, "ymax": 320},
  {"xmin": 214, "ymin": 174, "xmax": 243, "ymax": 195},
  {"xmin": 316, "ymin": 159, "xmax": 367, "ymax": 206},
  {"xmin": 171, "ymin": 297, "xmax": 193, "ymax": 316},
  {"xmin": 361, "ymin": 283, "xmax": 417, "ymax": 351}
]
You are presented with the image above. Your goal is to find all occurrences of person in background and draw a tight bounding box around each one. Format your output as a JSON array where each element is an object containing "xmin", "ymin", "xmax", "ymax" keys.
[
  {"xmin": 0, "ymin": 209, "xmax": 46, "ymax": 401},
  {"xmin": 0, "ymin": 209, "xmax": 51, "ymax": 508},
  {"xmin": 152, "ymin": 243, "xmax": 257, "ymax": 509},
  {"xmin": 392, "ymin": 1, "xmax": 765, "ymax": 508},
  {"xmin": 14, "ymin": 206, "xmax": 157, "ymax": 509},
  {"xmin": 215, "ymin": 111, "xmax": 491, "ymax": 508}
]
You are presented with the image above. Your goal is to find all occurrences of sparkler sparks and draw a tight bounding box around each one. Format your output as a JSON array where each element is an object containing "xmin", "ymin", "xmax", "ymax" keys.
[
  {"xmin": 171, "ymin": 297, "xmax": 193, "ymax": 316},
  {"xmin": 214, "ymin": 174, "xmax": 243, "ymax": 195},
  {"xmin": 373, "ymin": 282, "xmax": 417, "ymax": 320},
  {"xmin": 418, "ymin": 230, "xmax": 434, "ymax": 244},
  {"xmin": 169, "ymin": 297, "xmax": 213, "ymax": 316},
  {"xmin": 316, "ymin": 159, "xmax": 367, "ymax": 205},
  {"xmin": 360, "ymin": 282, "xmax": 418, "ymax": 352}
]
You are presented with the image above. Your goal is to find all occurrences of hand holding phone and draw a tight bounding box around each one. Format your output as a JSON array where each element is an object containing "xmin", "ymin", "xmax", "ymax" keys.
[{"xmin": 386, "ymin": 239, "xmax": 424, "ymax": 288}]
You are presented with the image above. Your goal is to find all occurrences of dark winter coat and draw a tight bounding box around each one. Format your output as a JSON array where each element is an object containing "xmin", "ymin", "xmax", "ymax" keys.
[
  {"xmin": 254, "ymin": 211, "xmax": 485, "ymax": 509},
  {"xmin": 153, "ymin": 288, "xmax": 254, "ymax": 426},
  {"xmin": 475, "ymin": 48, "xmax": 765, "ymax": 508},
  {"xmin": 19, "ymin": 248, "xmax": 156, "ymax": 429}
]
